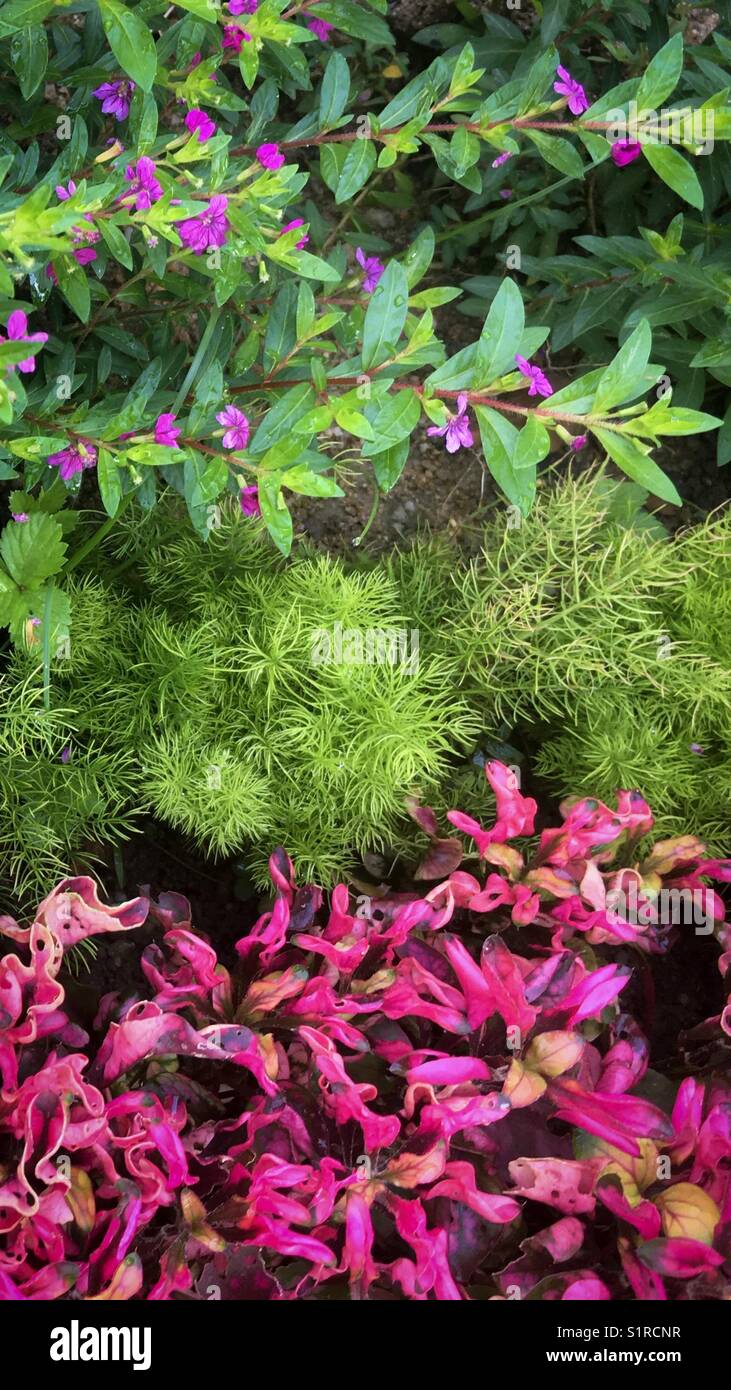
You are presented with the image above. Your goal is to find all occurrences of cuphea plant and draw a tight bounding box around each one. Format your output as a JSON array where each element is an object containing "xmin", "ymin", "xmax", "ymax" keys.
[
  {"xmin": 1, "ymin": 767, "xmax": 729, "ymax": 1300},
  {"xmin": 0, "ymin": 6, "xmax": 729, "ymax": 665}
]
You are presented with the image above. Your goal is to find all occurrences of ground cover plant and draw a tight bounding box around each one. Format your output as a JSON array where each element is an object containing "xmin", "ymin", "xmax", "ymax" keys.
[
  {"xmin": 0, "ymin": 767, "xmax": 729, "ymax": 1301},
  {"xmin": 0, "ymin": 0, "xmax": 730, "ymax": 1311},
  {"xmin": 1, "ymin": 471, "xmax": 730, "ymax": 904}
]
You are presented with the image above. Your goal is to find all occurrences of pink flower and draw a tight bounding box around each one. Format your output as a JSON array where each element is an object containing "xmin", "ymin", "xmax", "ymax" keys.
[
  {"xmin": 1, "ymin": 309, "xmax": 48, "ymax": 374},
  {"xmin": 553, "ymin": 65, "xmax": 589, "ymax": 116},
  {"xmin": 47, "ymin": 440, "xmax": 98, "ymax": 482},
  {"xmin": 11, "ymin": 512, "xmax": 29, "ymax": 522},
  {"xmin": 121, "ymin": 156, "xmax": 163, "ymax": 212},
  {"xmin": 515, "ymin": 353, "xmax": 554, "ymax": 397},
  {"xmin": 228, "ymin": 0, "xmax": 257, "ymax": 11},
  {"xmin": 73, "ymin": 247, "xmax": 97, "ymax": 266},
  {"xmin": 355, "ymin": 247, "xmax": 385, "ymax": 293},
  {"xmin": 256, "ymin": 142, "xmax": 285, "ymax": 171},
  {"xmin": 93, "ymin": 80, "xmax": 135, "ymax": 121},
  {"xmin": 280, "ymin": 217, "xmax": 308, "ymax": 249},
  {"xmin": 611, "ymin": 140, "xmax": 642, "ymax": 168},
  {"xmin": 304, "ymin": 13, "xmax": 333, "ymax": 42},
  {"xmin": 222, "ymin": 24, "xmax": 252, "ymax": 50},
  {"xmin": 427, "ymin": 393, "xmax": 473, "ymax": 453},
  {"xmin": 154, "ymin": 413, "xmax": 181, "ymax": 447},
  {"xmin": 178, "ymin": 195, "xmax": 229, "ymax": 254},
  {"xmin": 217, "ymin": 404, "xmax": 250, "ymax": 450},
  {"xmin": 571, "ymin": 434, "xmax": 588, "ymax": 451},
  {"xmin": 491, "ymin": 151, "xmax": 511, "ymax": 168},
  {"xmin": 240, "ymin": 484, "xmax": 261, "ymax": 517},
  {"xmin": 55, "ymin": 180, "xmax": 77, "ymax": 200},
  {"xmin": 185, "ymin": 108, "xmax": 217, "ymax": 142}
]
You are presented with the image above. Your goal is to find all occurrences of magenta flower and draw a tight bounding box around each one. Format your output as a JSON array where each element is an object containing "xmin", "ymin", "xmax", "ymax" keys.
[
  {"xmin": 427, "ymin": 393, "xmax": 473, "ymax": 454},
  {"xmin": 55, "ymin": 179, "xmax": 77, "ymax": 201},
  {"xmin": 1, "ymin": 309, "xmax": 48, "ymax": 374},
  {"xmin": 611, "ymin": 139, "xmax": 643, "ymax": 167},
  {"xmin": 515, "ymin": 354, "xmax": 554, "ymax": 397},
  {"xmin": 60, "ymin": 745, "xmax": 72, "ymax": 764},
  {"xmin": 553, "ymin": 65, "xmax": 589, "ymax": 116},
  {"xmin": 154, "ymin": 413, "xmax": 181, "ymax": 447},
  {"xmin": 47, "ymin": 440, "xmax": 98, "ymax": 482},
  {"xmin": 355, "ymin": 247, "xmax": 385, "ymax": 294},
  {"xmin": 178, "ymin": 195, "xmax": 229, "ymax": 255},
  {"xmin": 93, "ymin": 79, "xmax": 135, "ymax": 121},
  {"xmin": 499, "ymin": 188, "xmax": 512, "ymax": 199},
  {"xmin": 121, "ymin": 156, "xmax": 163, "ymax": 212},
  {"xmin": 185, "ymin": 108, "xmax": 217, "ymax": 142},
  {"xmin": 228, "ymin": 0, "xmax": 257, "ymax": 10},
  {"xmin": 256, "ymin": 142, "xmax": 285, "ymax": 171},
  {"xmin": 73, "ymin": 246, "xmax": 97, "ymax": 266},
  {"xmin": 11, "ymin": 512, "xmax": 29, "ymax": 522},
  {"xmin": 571, "ymin": 434, "xmax": 588, "ymax": 451},
  {"xmin": 222, "ymin": 24, "xmax": 252, "ymax": 50},
  {"xmin": 217, "ymin": 405, "xmax": 250, "ymax": 450},
  {"xmin": 304, "ymin": 11, "xmax": 333, "ymax": 41},
  {"xmin": 491, "ymin": 151, "xmax": 511, "ymax": 168},
  {"xmin": 240, "ymin": 484, "xmax": 261, "ymax": 517},
  {"xmin": 280, "ymin": 217, "xmax": 308, "ymax": 249}
]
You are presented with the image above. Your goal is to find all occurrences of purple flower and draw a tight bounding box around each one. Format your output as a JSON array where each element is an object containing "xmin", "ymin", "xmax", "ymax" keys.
[
  {"xmin": 280, "ymin": 217, "xmax": 308, "ymax": 249},
  {"xmin": 515, "ymin": 354, "xmax": 554, "ymax": 398},
  {"xmin": 611, "ymin": 140, "xmax": 643, "ymax": 168},
  {"xmin": 553, "ymin": 65, "xmax": 589, "ymax": 116},
  {"xmin": 60, "ymin": 745, "xmax": 72, "ymax": 764},
  {"xmin": 178, "ymin": 195, "xmax": 230, "ymax": 255},
  {"xmin": 154, "ymin": 413, "xmax": 181, "ymax": 447},
  {"xmin": 48, "ymin": 440, "xmax": 98, "ymax": 482},
  {"xmin": 1, "ymin": 310, "xmax": 48, "ymax": 374},
  {"xmin": 55, "ymin": 180, "xmax": 77, "ymax": 201},
  {"xmin": 222, "ymin": 24, "xmax": 252, "ymax": 50},
  {"xmin": 11, "ymin": 513, "xmax": 29, "ymax": 522},
  {"xmin": 185, "ymin": 108, "xmax": 217, "ymax": 143},
  {"xmin": 571, "ymin": 434, "xmax": 588, "ymax": 451},
  {"xmin": 121, "ymin": 156, "xmax": 163, "ymax": 212},
  {"xmin": 217, "ymin": 405, "xmax": 250, "ymax": 451},
  {"xmin": 499, "ymin": 188, "xmax": 512, "ymax": 199},
  {"xmin": 240, "ymin": 484, "xmax": 261, "ymax": 517},
  {"xmin": 690, "ymin": 743, "xmax": 705, "ymax": 755},
  {"xmin": 256, "ymin": 142, "xmax": 285, "ymax": 171},
  {"xmin": 355, "ymin": 247, "xmax": 385, "ymax": 294},
  {"xmin": 93, "ymin": 79, "xmax": 135, "ymax": 122},
  {"xmin": 228, "ymin": 0, "xmax": 257, "ymax": 11},
  {"xmin": 427, "ymin": 393, "xmax": 473, "ymax": 454},
  {"xmin": 491, "ymin": 151, "xmax": 512, "ymax": 169},
  {"xmin": 304, "ymin": 11, "xmax": 333, "ymax": 41},
  {"xmin": 73, "ymin": 247, "xmax": 97, "ymax": 266}
]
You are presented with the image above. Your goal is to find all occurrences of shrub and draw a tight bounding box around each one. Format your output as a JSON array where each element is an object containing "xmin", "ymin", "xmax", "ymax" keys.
[
  {"xmin": 0, "ymin": 4, "xmax": 728, "ymax": 669},
  {"xmin": 1, "ymin": 766, "xmax": 729, "ymax": 1301}
]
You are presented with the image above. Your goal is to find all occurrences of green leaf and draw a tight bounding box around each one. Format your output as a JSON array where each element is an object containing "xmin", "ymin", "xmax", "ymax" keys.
[
  {"xmin": 361, "ymin": 389, "xmax": 421, "ymax": 454},
  {"xmin": 718, "ymin": 403, "xmax": 731, "ymax": 467},
  {"xmin": 592, "ymin": 428, "xmax": 681, "ymax": 505},
  {"xmin": 258, "ymin": 478, "xmax": 293, "ymax": 556},
  {"xmin": 319, "ymin": 50, "xmax": 350, "ymax": 126},
  {"xmin": 98, "ymin": 0, "xmax": 158, "ymax": 93},
  {"xmin": 0, "ymin": 512, "xmax": 66, "ymax": 586},
  {"xmin": 281, "ymin": 466, "xmax": 343, "ymax": 497},
  {"xmin": 334, "ymin": 139, "xmax": 377, "ymax": 203},
  {"xmin": 97, "ymin": 448, "xmax": 122, "ymax": 517},
  {"xmin": 362, "ymin": 258, "xmax": 409, "ymax": 370},
  {"xmin": 97, "ymin": 217, "xmax": 134, "ymax": 271},
  {"xmin": 250, "ymin": 384, "xmax": 316, "ymax": 454},
  {"xmin": 642, "ymin": 143, "xmax": 704, "ymax": 210},
  {"xmin": 304, "ymin": 0, "xmax": 392, "ymax": 46},
  {"xmin": 636, "ymin": 33, "xmax": 684, "ymax": 110},
  {"xmin": 54, "ymin": 256, "xmax": 91, "ymax": 324},
  {"xmin": 524, "ymin": 129, "xmax": 584, "ymax": 179},
  {"xmin": 400, "ymin": 226, "xmax": 435, "ymax": 288},
  {"xmin": 333, "ymin": 404, "xmax": 374, "ymax": 439},
  {"xmin": 593, "ymin": 319, "xmax": 652, "ymax": 413},
  {"xmin": 478, "ymin": 277, "xmax": 525, "ymax": 383},
  {"xmin": 0, "ymin": 0, "xmax": 54, "ymax": 31},
  {"xmin": 10, "ymin": 24, "xmax": 48, "ymax": 99},
  {"xmin": 371, "ymin": 438, "xmax": 408, "ymax": 492},
  {"xmin": 474, "ymin": 405, "xmax": 534, "ymax": 515}
]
